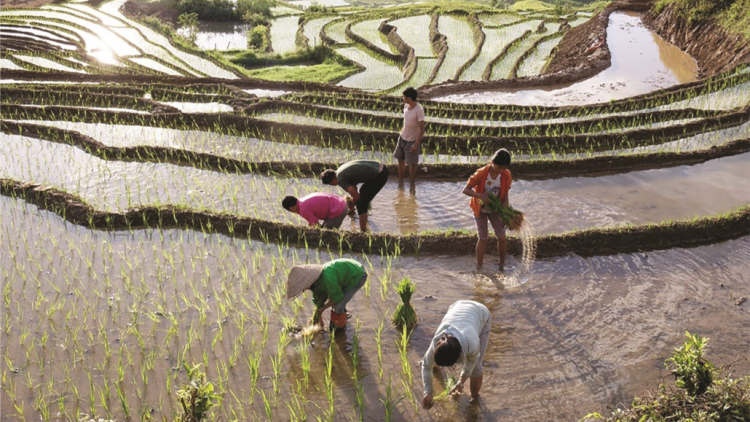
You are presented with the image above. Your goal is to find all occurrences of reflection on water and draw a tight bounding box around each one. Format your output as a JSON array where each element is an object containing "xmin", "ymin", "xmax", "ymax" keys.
[
  {"xmin": 185, "ymin": 21, "xmax": 250, "ymax": 51},
  {"xmin": 437, "ymin": 12, "xmax": 699, "ymax": 106},
  {"xmin": 650, "ymin": 31, "xmax": 698, "ymax": 84},
  {"xmin": 394, "ymin": 182, "xmax": 419, "ymax": 235}
]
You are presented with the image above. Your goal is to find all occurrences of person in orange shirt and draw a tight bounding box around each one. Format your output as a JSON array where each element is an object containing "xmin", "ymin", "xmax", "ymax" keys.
[{"xmin": 462, "ymin": 149, "xmax": 512, "ymax": 269}]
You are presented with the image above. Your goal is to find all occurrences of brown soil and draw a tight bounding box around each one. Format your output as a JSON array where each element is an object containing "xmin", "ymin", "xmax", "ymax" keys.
[
  {"xmin": 2, "ymin": 178, "xmax": 748, "ymax": 258},
  {"xmin": 543, "ymin": 5, "xmax": 613, "ymax": 75},
  {"xmin": 4, "ymin": 120, "xmax": 749, "ymax": 183},
  {"xmin": 643, "ymin": 2, "xmax": 750, "ymax": 77}
]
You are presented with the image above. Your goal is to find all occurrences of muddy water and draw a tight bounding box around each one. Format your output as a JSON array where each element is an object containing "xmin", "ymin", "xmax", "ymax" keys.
[
  {"xmin": 436, "ymin": 12, "xmax": 700, "ymax": 106},
  {"xmin": 1, "ymin": 133, "xmax": 749, "ymax": 235},
  {"xmin": 2, "ymin": 195, "xmax": 749, "ymax": 421},
  {"xmin": 186, "ymin": 21, "xmax": 251, "ymax": 51}
]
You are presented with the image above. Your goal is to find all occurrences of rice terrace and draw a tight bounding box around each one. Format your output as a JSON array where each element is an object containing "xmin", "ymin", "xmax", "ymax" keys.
[{"xmin": 1, "ymin": 0, "xmax": 750, "ymax": 419}]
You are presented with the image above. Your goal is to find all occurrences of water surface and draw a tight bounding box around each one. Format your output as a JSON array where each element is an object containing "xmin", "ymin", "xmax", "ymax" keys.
[{"xmin": 437, "ymin": 12, "xmax": 699, "ymax": 106}]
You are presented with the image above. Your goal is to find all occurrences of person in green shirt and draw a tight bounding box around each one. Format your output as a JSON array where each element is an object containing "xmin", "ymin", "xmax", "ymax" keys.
[{"xmin": 286, "ymin": 258, "xmax": 367, "ymax": 331}]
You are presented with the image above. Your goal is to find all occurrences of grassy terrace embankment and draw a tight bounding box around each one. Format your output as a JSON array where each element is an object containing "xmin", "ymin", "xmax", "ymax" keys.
[
  {"xmin": 3, "ymin": 102, "xmax": 746, "ymax": 155},
  {"xmin": 3, "ymin": 120, "xmax": 749, "ymax": 180},
  {"xmin": 2, "ymin": 178, "xmax": 748, "ymax": 257}
]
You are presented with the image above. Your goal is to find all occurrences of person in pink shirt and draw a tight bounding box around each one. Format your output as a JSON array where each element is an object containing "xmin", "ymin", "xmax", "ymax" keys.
[{"xmin": 282, "ymin": 193, "xmax": 349, "ymax": 229}]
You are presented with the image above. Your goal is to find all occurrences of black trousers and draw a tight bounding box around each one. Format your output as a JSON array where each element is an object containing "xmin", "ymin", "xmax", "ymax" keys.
[{"xmin": 356, "ymin": 167, "xmax": 389, "ymax": 215}]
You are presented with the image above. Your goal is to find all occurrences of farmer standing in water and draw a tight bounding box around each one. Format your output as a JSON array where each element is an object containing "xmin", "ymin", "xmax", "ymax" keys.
[
  {"xmin": 463, "ymin": 149, "xmax": 512, "ymax": 269},
  {"xmin": 394, "ymin": 87, "xmax": 425, "ymax": 184},
  {"xmin": 421, "ymin": 300, "xmax": 492, "ymax": 409},
  {"xmin": 320, "ymin": 160, "xmax": 388, "ymax": 232}
]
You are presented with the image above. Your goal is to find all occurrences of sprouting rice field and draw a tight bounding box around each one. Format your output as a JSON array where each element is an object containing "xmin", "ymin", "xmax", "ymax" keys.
[{"xmin": 1, "ymin": 0, "xmax": 750, "ymax": 421}]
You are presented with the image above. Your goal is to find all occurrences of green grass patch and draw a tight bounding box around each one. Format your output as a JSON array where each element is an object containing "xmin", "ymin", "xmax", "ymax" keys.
[
  {"xmin": 655, "ymin": 0, "xmax": 750, "ymax": 40},
  {"xmin": 584, "ymin": 332, "xmax": 750, "ymax": 422},
  {"xmin": 241, "ymin": 62, "xmax": 358, "ymax": 82},
  {"xmin": 510, "ymin": 0, "xmax": 554, "ymax": 11},
  {"xmin": 226, "ymin": 45, "xmax": 360, "ymax": 82}
]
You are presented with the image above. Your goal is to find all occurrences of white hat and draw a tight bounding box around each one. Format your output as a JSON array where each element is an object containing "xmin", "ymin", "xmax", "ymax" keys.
[{"xmin": 286, "ymin": 265, "xmax": 324, "ymax": 299}]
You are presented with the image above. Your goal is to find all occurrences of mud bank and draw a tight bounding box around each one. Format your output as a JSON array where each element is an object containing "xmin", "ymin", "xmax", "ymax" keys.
[
  {"xmin": 3, "ymin": 178, "xmax": 748, "ymax": 257},
  {"xmin": 246, "ymin": 98, "xmax": 723, "ymax": 137},
  {"xmin": 643, "ymin": 3, "xmax": 750, "ymax": 77},
  {"xmin": 5, "ymin": 120, "xmax": 750, "ymax": 181},
  {"xmin": 289, "ymin": 69, "xmax": 749, "ymax": 117},
  {"xmin": 0, "ymin": 69, "xmax": 351, "ymax": 93}
]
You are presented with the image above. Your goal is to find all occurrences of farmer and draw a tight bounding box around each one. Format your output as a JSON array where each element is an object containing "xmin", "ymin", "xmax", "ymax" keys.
[
  {"xmin": 462, "ymin": 148, "xmax": 512, "ymax": 269},
  {"xmin": 286, "ymin": 258, "xmax": 367, "ymax": 331},
  {"xmin": 421, "ymin": 300, "xmax": 492, "ymax": 409},
  {"xmin": 320, "ymin": 160, "xmax": 389, "ymax": 232},
  {"xmin": 282, "ymin": 193, "xmax": 349, "ymax": 229},
  {"xmin": 394, "ymin": 87, "xmax": 426, "ymax": 183}
]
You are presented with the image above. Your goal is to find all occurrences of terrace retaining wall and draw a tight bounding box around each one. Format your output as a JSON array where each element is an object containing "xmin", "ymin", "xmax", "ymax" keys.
[{"xmin": 2, "ymin": 178, "xmax": 748, "ymax": 258}]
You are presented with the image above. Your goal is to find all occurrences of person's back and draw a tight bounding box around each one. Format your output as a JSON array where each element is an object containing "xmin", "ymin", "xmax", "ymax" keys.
[
  {"xmin": 438, "ymin": 300, "xmax": 490, "ymax": 338},
  {"xmin": 336, "ymin": 160, "xmax": 381, "ymax": 190},
  {"xmin": 299, "ymin": 193, "xmax": 347, "ymax": 223}
]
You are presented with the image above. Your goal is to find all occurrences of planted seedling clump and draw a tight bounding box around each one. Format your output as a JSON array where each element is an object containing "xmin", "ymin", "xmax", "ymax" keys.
[{"xmin": 391, "ymin": 276, "xmax": 417, "ymax": 329}]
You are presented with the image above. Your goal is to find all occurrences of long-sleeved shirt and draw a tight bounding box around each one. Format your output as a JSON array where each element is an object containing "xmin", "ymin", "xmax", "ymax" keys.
[
  {"xmin": 297, "ymin": 193, "xmax": 347, "ymax": 226},
  {"xmin": 422, "ymin": 300, "xmax": 491, "ymax": 395},
  {"xmin": 310, "ymin": 258, "xmax": 365, "ymax": 307}
]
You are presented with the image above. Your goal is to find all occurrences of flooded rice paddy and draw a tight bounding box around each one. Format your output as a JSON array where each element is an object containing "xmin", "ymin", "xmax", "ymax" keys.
[
  {"xmin": 1, "ymin": 132, "xmax": 748, "ymax": 235},
  {"xmin": 1, "ymin": 1, "xmax": 749, "ymax": 420},
  {"xmin": 437, "ymin": 12, "xmax": 700, "ymax": 106},
  {"xmin": 2, "ymin": 194, "xmax": 749, "ymax": 421}
]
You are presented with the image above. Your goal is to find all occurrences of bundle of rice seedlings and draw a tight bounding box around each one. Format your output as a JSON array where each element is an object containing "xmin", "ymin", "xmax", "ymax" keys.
[
  {"xmin": 391, "ymin": 277, "xmax": 417, "ymax": 329},
  {"xmin": 434, "ymin": 376, "xmax": 461, "ymax": 401},
  {"xmin": 481, "ymin": 193, "xmax": 524, "ymax": 231}
]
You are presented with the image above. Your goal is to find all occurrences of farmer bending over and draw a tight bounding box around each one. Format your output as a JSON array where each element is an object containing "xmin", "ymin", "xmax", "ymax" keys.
[
  {"xmin": 286, "ymin": 258, "xmax": 367, "ymax": 331},
  {"xmin": 282, "ymin": 193, "xmax": 349, "ymax": 229},
  {"xmin": 394, "ymin": 87, "xmax": 425, "ymax": 183},
  {"xmin": 462, "ymin": 148, "xmax": 512, "ymax": 269},
  {"xmin": 320, "ymin": 160, "xmax": 388, "ymax": 232},
  {"xmin": 422, "ymin": 300, "xmax": 492, "ymax": 409}
]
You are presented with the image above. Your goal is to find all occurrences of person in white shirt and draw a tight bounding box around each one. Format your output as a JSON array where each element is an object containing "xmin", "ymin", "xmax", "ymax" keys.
[
  {"xmin": 393, "ymin": 87, "xmax": 425, "ymax": 184},
  {"xmin": 421, "ymin": 300, "xmax": 492, "ymax": 409}
]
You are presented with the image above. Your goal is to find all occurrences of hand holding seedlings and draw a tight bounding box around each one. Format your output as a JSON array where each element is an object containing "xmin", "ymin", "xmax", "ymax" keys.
[{"xmin": 463, "ymin": 148, "xmax": 513, "ymax": 268}]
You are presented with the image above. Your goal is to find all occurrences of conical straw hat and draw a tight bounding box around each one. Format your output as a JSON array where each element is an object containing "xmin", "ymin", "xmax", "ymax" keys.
[{"xmin": 286, "ymin": 264, "xmax": 324, "ymax": 299}]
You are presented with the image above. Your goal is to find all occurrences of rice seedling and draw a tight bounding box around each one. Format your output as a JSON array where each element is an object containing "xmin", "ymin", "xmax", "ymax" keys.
[{"xmin": 391, "ymin": 277, "xmax": 417, "ymax": 329}]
